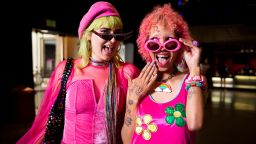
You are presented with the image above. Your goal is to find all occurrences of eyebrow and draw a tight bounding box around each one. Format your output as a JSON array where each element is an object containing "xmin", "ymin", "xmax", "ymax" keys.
[{"xmin": 98, "ymin": 28, "xmax": 122, "ymax": 33}]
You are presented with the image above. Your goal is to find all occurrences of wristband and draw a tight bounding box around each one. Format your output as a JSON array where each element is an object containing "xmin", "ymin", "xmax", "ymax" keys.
[
  {"xmin": 185, "ymin": 81, "xmax": 205, "ymax": 91},
  {"xmin": 185, "ymin": 75, "xmax": 206, "ymax": 91}
]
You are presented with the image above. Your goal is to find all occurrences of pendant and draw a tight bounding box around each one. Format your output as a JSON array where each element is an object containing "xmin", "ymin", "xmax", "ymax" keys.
[{"xmin": 154, "ymin": 82, "xmax": 172, "ymax": 93}]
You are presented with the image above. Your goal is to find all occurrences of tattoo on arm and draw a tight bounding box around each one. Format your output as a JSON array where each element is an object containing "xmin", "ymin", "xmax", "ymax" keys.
[
  {"xmin": 135, "ymin": 85, "xmax": 143, "ymax": 96},
  {"xmin": 125, "ymin": 117, "xmax": 132, "ymax": 127},
  {"xmin": 129, "ymin": 83, "xmax": 143, "ymax": 97},
  {"xmin": 188, "ymin": 88, "xmax": 194, "ymax": 99},
  {"xmin": 128, "ymin": 99, "xmax": 134, "ymax": 105},
  {"xmin": 125, "ymin": 100, "xmax": 135, "ymax": 127},
  {"xmin": 126, "ymin": 108, "xmax": 131, "ymax": 114}
]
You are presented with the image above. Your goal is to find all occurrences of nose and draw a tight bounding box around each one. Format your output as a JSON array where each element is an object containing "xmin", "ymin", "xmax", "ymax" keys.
[
  {"xmin": 159, "ymin": 39, "xmax": 165, "ymax": 51},
  {"xmin": 160, "ymin": 41, "xmax": 165, "ymax": 51},
  {"xmin": 159, "ymin": 44, "xmax": 165, "ymax": 50},
  {"xmin": 110, "ymin": 36, "xmax": 117, "ymax": 43}
]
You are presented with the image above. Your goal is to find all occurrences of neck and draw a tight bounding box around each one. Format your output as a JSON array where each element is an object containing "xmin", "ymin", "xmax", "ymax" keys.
[
  {"xmin": 90, "ymin": 58, "xmax": 109, "ymax": 66},
  {"xmin": 157, "ymin": 70, "xmax": 177, "ymax": 82}
]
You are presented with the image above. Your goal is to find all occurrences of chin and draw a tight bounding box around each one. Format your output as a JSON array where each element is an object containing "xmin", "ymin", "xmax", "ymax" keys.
[
  {"xmin": 157, "ymin": 66, "xmax": 169, "ymax": 72},
  {"xmin": 102, "ymin": 55, "xmax": 113, "ymax": 61}
]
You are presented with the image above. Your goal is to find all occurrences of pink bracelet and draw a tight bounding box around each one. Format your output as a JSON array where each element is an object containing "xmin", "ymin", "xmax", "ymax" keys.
[
  {"xmin": 185, "ymin": 75, "xmax": 206, "ymax": 91},
  {"xmin": 185, "ymin": 75, "xmax": 205, "ymax": 84}
]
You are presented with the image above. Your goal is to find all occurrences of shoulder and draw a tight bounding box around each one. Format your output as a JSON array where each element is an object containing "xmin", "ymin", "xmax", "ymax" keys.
[
  {"xmin": 53, "ymin": 58, "xmax": 75, "ymax": 78},
  {"xmin": 54, "ymin": 59, "xmax": 68, "ymax": 75},
  {"xmin": 119, "ymin": 62, "xmax": 140, "ymax": 79}
]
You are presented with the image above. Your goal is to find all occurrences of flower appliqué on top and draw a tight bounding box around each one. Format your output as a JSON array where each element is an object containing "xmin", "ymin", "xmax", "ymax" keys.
[
  {"xmin": 165, "ymin": 103, "xmax": 186, "ymax": 127},
  {"xmin": 135, "ymin": 114, "xmax": 158, "ymax": 140}
]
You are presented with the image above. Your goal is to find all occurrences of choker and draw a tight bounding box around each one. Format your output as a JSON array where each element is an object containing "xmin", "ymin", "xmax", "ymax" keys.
[{"xmin": 90, "ymin": 59, "xmax": 109, "ymax": 66}]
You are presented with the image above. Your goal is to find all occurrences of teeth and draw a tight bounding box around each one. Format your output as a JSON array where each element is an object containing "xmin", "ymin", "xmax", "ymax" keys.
[
  {"xmin": 156, "ymin": 55, "xmax": 168, "ymax": 59},
  {"xmin": 104, "ymin": 45, "xmax": 114, "ymax": 51},
  {"xmin": 105, "ymin": 45, "xmax": 113, "ymax": 48}
]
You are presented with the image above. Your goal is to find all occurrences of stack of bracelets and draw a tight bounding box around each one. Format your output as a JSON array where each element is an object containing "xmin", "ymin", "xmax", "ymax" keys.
[{"xmin": 185, "ymin": 75, "xmax": 206, "ymax": 91}]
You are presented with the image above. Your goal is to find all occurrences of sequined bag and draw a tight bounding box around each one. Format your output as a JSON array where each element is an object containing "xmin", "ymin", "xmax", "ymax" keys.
[{"xmin": 43, "ymin": 57, "xmax": 73, "ymax": 144}]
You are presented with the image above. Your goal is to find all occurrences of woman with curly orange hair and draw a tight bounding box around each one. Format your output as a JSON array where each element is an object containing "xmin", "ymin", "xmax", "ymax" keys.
[{"xmin": 121, "ymin": 3, "xmax": 207, "ymax": 144}]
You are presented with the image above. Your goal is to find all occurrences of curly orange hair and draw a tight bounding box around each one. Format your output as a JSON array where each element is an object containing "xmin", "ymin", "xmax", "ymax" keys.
[{"xmin": 137, "ymin": 3, "xmax": 192, "ymax": 71}]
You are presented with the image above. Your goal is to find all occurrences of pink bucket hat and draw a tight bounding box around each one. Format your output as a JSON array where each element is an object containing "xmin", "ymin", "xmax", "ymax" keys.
[{"xmin": 78, "ymin": 1, "xmax": 120, "ymax": 39}]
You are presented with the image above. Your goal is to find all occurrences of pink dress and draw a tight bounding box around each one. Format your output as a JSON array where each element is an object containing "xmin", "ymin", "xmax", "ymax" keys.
[
  {"xmin": 17, "ymin": 58, "xmax": 139, "ymax": 144},
  {"xmin": 132, "ymin": 74, "xmax": 195, "ymax": 144}
]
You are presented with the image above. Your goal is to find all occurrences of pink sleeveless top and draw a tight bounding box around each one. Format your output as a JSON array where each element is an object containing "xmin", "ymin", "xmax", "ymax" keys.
[
  {"xmin": 17, "ymin": 59, "xmax": 139, "ymax": 144},
  {"xmin": 131, "ymin": 74, "xmax": 195, "ymax": 144}
]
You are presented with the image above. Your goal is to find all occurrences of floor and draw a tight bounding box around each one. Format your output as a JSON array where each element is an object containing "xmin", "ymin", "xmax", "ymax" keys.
[
  {"xmin": 1, "ymin": 88, "xmax": 256, "ymax": 144},
  {"xmin": 196, "ymin": 88, "xmax": 256, "ymax": 144}
]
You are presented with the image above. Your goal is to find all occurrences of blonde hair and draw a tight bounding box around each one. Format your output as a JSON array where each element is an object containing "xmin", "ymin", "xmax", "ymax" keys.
[{"xmin": 77, "ymin": 16, "xmax": 123, "ymax": 69}]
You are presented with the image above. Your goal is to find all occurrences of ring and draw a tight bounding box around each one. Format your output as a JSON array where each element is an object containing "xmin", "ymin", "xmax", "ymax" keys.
[{"xmin": 192, "ymin": 40, "xmax": 199, "ymax": 47}]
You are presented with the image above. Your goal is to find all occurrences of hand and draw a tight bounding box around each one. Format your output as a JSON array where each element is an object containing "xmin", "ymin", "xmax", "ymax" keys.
[
  {"xmin": 179, "ymin": 38, "xmax": 201, "ymax": 72},
  {"xmin": 127, "ymin": 62, "xmax": 158, "ymax": 103}
]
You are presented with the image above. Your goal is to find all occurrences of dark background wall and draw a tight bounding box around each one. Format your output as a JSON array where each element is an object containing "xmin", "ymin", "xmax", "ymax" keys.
[{"xmin": 1, "ymin": 0, "xmax": 255, "ymax": 123}]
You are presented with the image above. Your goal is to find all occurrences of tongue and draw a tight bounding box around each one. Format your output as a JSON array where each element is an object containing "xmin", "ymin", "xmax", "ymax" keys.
[{"xmin": 158, "ymin": 57, "xmax": 168, "ymax": 67}]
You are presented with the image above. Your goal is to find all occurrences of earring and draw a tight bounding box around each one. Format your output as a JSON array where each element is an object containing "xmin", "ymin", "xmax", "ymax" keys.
[{"xmin": 176, "ymin": 57, "xmax": 187, "ymax": 72}]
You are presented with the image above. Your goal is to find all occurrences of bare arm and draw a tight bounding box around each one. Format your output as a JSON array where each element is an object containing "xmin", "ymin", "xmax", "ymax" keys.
[
  {"xmin": 121, "ymin": 62, "xmax": 157, "ymax": 144},
  {"xmin": 180, "ymin": 38, "xmax": 206, "ymax": 131},
  {"xmin": 186, "ymin": 67, "xmax": 206, "ymax": 131}
]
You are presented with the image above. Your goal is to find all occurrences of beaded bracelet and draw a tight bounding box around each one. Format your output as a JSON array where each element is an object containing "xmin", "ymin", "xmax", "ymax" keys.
[
  {"xmin": 185, "ymin": 75, "xmax": 206, "ymax": 91},
  {"xmin": 185, "ymin": 81, "xmax": 206, "ymax": 91}
]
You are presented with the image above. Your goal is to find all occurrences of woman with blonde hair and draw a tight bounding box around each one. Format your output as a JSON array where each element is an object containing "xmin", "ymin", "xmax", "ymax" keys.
[{"xmin": 17, "ymin": 1, "xmax": 139, "ymax": 143}]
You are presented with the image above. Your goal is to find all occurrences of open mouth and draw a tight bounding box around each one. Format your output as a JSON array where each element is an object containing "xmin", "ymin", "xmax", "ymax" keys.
[
  {"xmin": 155, "ymin": 54, "xmax": 170, "ymax": 67},
  {"xmin": 102, "ymin": 45, "xmax": 114, "ymax": 55}
]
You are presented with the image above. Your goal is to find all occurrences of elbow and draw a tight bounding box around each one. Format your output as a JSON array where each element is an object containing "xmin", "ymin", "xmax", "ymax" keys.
[
  {"xmin": 187, "ymin": 121, "xmax": 203, "ymax": 132},
  {"xmin": 121, "ymin": 127, "xmax": 131, "ymax": 144},
  {"xmin": 121, "ymin": 128, "xmax": 126, "ymax": 143},
  {"xmin": 187, "ymin": 115, "xmax": 203, "ymax": 131}
]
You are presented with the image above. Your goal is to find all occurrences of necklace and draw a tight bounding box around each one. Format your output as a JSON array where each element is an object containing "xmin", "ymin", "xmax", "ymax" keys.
[
  {"xmin": 90, "ymin": 58, "xmax": 109, "ymax": 66},
  {"xmin": 155, "ymin": 74, "xmax": 175, "ymax": 93}
]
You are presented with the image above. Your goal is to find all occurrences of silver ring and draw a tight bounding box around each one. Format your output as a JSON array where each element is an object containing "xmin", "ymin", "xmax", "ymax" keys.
[{"xmin": 192, "ymin": 40, "xmax": 199, "ymax": 47}]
